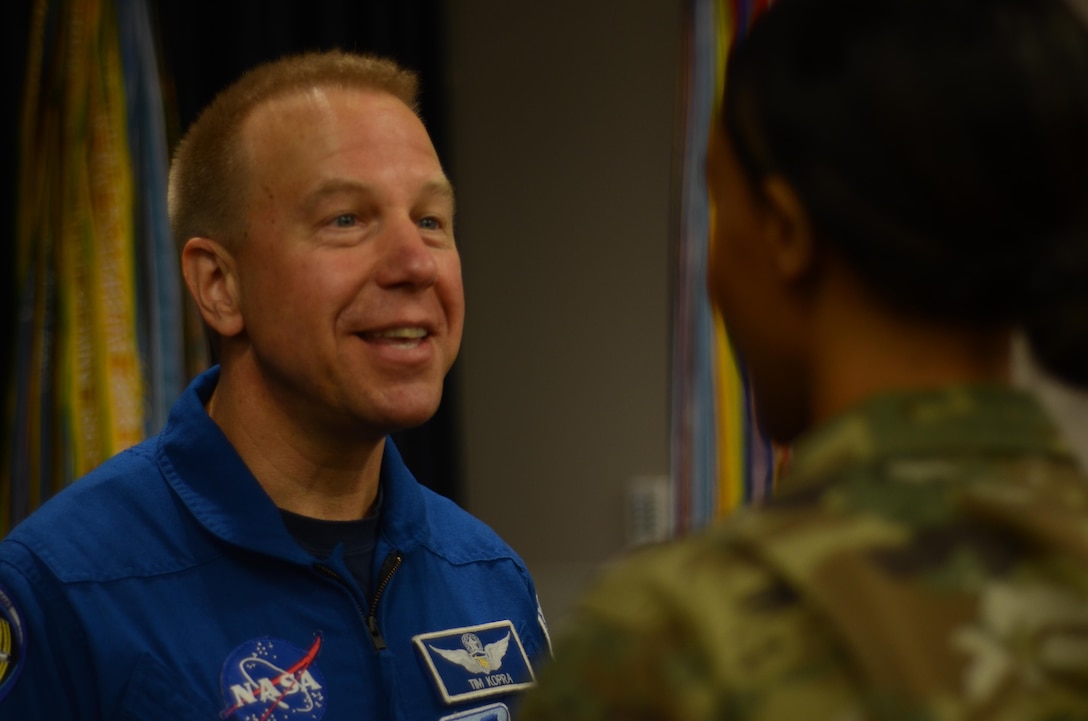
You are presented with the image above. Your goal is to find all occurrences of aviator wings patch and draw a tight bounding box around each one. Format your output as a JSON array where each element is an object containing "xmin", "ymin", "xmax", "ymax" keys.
[
  {"xmin": 429, "ymin": 632, "xmax": 510, "ymax": 674},
  {"xmin": 413, "ymin": 621, "xmax": 535, "ymax": 705}
]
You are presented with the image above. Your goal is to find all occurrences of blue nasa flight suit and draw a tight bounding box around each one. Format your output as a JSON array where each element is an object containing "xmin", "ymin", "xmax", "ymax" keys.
[{"xmin": 0, "ymin": 367, "xmax": 549, "ymax": 721}]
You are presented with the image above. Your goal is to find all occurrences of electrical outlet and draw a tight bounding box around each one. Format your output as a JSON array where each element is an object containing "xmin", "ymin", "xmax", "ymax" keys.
[{"xmin": 625, "ymin": 475, "xmax": 672, "ymax": 547}]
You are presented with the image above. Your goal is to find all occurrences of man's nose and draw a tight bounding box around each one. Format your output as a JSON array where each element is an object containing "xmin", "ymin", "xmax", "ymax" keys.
[{"xmin": 374, "ymin": 216, "xmax": 440, "ymax": 289}]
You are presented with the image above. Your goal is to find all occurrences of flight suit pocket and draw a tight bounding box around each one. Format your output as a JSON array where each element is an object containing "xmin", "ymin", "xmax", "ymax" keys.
[{"xmin": 117, "ymin": 654, "xmax": 220, "ymax": 721}]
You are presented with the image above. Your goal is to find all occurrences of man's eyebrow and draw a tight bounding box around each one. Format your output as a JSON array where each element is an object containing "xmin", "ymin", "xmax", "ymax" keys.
[
  {"xmin": 302, "ymin": 178, "xmax": 456, "ymax": 207},
  {"xmin": 421, "ymin": 178, "xmax": 456, "ymax": 208},
  {"xmin": 304, "ymin": 179, "xmax": 371, "ymax": 206}
]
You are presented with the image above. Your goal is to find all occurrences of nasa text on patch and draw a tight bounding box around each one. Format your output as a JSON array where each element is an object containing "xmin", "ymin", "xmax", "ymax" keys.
[
  {"xmin": 413, "ymin": 620, "xmax": 535, "ymax": 705},
  {"xmin": 219, "ymin": 635, "xmax": 327, "ymax": 721},
  {"xmin": 0, "ymin": 586, "xmax": 26, "ymax": 701}
]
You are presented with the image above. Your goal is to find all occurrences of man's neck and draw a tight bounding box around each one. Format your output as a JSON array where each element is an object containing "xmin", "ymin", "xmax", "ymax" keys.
[{"xmin": 206, "ymin": 365, "xmax": 385, "ymax": 521}]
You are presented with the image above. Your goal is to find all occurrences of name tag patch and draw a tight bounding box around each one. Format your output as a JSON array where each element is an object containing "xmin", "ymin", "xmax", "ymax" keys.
[
  {"xmin": 414, "ymin": 620, "xmax": 535, "ymax": 705},
  {"xmin": 439, "ymin": 702, "xmax": 511, "ymax": 721}
]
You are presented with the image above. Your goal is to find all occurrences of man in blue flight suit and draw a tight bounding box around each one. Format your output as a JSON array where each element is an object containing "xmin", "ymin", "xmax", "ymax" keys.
[{"xmin": 0, "ymin": 51, "xmax": 549, "ymax": 721}]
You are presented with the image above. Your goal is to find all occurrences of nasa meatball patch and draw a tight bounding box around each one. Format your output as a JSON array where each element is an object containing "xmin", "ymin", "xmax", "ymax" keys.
[
  {"xmin": 413, "ymin": 620, "xmax": 535, "ymax": 705},
  {"xmin": 219, "ymin": 635, "xmax": 327, "ymax": 721},
  {"xmin": 0, "ymin": 586, "xmax": 26, "ymax": 701}
]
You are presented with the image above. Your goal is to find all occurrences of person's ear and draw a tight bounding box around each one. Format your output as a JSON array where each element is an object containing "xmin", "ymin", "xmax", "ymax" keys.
[
  {"xmin": 181, "ymin": 237, "xmax": 244, "ymax": 338},
  {"xmin": 760, "ymin": 176, "xmax": 817, "ymax": 283}
]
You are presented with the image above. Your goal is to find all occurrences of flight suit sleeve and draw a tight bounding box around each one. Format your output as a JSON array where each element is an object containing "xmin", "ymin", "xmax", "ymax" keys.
[{"xmin": 0, "ymin": 541, "xmax": 96, "ymax": 718}]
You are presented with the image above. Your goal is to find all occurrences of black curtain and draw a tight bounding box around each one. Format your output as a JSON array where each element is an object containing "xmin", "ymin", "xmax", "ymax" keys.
[
  {"xmin": 156, "ymin": 0, "xmax": 451, "ymax": 153},
  {"xmin": 4, "ymin": 0, "xmax": 463, "ymax": 505},
  {"xmin": 3, "ymin": 4, "xmax": 33, "ymax": 495}
]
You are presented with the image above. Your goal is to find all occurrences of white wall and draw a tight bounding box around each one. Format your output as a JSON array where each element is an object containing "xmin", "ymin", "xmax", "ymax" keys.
[{"xmin": 445, "ymin": 0, "xmax": 683, "ymax": 624}]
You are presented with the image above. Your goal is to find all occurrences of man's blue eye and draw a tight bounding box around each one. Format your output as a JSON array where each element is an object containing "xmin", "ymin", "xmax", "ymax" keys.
[
  {"xmin": 419, "ymin": 217, "xmax": 440, "ymax": 230},
  {"xmin": 333, "ymin": 214, "xmax": 356, "ymax": 227}
]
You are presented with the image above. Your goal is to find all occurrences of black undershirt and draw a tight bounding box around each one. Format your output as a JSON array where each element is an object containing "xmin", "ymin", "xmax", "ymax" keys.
[{"xmin": 279, "ymin": 491, "xmax": 382, "ymax": 600}]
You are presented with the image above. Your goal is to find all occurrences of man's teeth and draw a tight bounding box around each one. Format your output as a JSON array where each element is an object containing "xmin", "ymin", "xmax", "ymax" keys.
[
  {"xmin": 371, "ymin": 328, "xmax": 427, "ymax": 339},
  {"xmin": 363, "ymin": 328, "xmax": 428, "ymax": 347}
]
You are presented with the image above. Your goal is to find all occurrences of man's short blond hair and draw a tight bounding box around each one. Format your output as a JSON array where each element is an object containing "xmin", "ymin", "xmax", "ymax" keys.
[{"xmin": 167, "ymin": 50, "xmax": 419, "ymax": 250}]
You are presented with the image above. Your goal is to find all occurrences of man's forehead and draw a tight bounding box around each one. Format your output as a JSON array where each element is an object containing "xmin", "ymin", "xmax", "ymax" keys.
[
  {"xmin": 242, "ymin": 85, "xmax": 417, "ymax": 143},
  {"xmin": 235, "ymin": 85, "xmax": 450, "ymax": 208},
  {"xmin": 303, "ymin": 176, "xmax": 456, "ymax": 208},
  {"xmin": 239, "ymin": 85, "xmax": 436, "ymax": 172}
]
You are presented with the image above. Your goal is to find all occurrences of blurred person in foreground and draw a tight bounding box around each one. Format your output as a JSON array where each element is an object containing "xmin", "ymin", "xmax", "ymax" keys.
[
  {"xmin": 0, "ymin": 51, "xmax": 548, "ymax": 719},
  {"xmin": 520, "ymin": 0, "xmax": 1088, "ymax": 718}
]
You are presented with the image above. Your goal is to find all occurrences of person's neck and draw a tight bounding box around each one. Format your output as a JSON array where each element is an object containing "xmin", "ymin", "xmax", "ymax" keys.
[
  {"xmin": 207, "ymin": 363, "xmax": 385, "ymax": 521},
  {"xmin": 806, "ymin": 279, "xmax": 1012, "ymax": 430}
]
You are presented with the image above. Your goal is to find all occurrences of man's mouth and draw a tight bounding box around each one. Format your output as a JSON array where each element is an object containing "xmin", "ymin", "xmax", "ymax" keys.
[{"xmin": 360, "ymin": 327, "xmax": 429, "ymax": 349}]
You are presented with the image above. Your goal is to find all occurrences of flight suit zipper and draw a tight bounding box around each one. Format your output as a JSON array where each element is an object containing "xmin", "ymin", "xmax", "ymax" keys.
[
  {"xmin": 366, "ymin": 551, "xmax": 403, "ymax": 650},
  {"xmin": 316, "ymin": 550, "xmax": 403, "ymax": 651}
]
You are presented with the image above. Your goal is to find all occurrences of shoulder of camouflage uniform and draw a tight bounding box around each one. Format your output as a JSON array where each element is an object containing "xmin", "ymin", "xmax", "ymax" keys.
[
  {"xmin": 527, "ymin": 519, "xmax": 864, "ymax": 721},
  {"xmin": 547, "ymin": 477, "xmax": 1088, "ymax": 719},
  {"xmin": 781, "ymin": 386, "xmax": 1070, "ymax": 494},
  {"xmin": 729, "ymin": 453, "xmax": 1088, "ymax": 717}
]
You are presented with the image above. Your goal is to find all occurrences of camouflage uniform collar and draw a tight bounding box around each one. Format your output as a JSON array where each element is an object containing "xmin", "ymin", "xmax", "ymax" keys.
[{"xmin": 778, "ymin": 385, "xmax": 1075, "ymax": 496}]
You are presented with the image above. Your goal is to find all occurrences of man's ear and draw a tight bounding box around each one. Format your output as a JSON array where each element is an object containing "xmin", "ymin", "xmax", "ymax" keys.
[
  {"xmin": 760, "ymin": 176, "xmax": 817, "ymax": 284},
  {"xmin": 181, "ymin": 237, "xmax": 244, "ymax": 338}
]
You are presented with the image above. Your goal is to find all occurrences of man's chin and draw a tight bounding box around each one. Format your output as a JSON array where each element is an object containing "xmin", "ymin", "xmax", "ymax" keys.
[{"xmin": 367, "ymin": 398, "xmax": 444, "ymax": 435}]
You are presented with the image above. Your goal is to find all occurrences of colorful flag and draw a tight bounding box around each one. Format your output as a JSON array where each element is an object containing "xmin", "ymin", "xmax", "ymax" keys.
[
  {"xmin": 4, "ymin": 0, "xmax": 187, "ymax": 535},
  {"xmin": 671, "ymin": 0, "xmax": 780, "ymax": 535}
]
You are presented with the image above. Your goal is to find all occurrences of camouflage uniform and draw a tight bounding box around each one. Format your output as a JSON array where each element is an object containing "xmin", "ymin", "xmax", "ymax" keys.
[{"xmin": 520, "ymin": 386, "xmax": 1088, "ymax": 720}]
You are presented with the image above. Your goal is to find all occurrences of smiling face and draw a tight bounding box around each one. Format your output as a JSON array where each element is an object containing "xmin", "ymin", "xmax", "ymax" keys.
[{"xmin": 228, "ymin": 87, "xmax": 464, "ymax": 441}]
